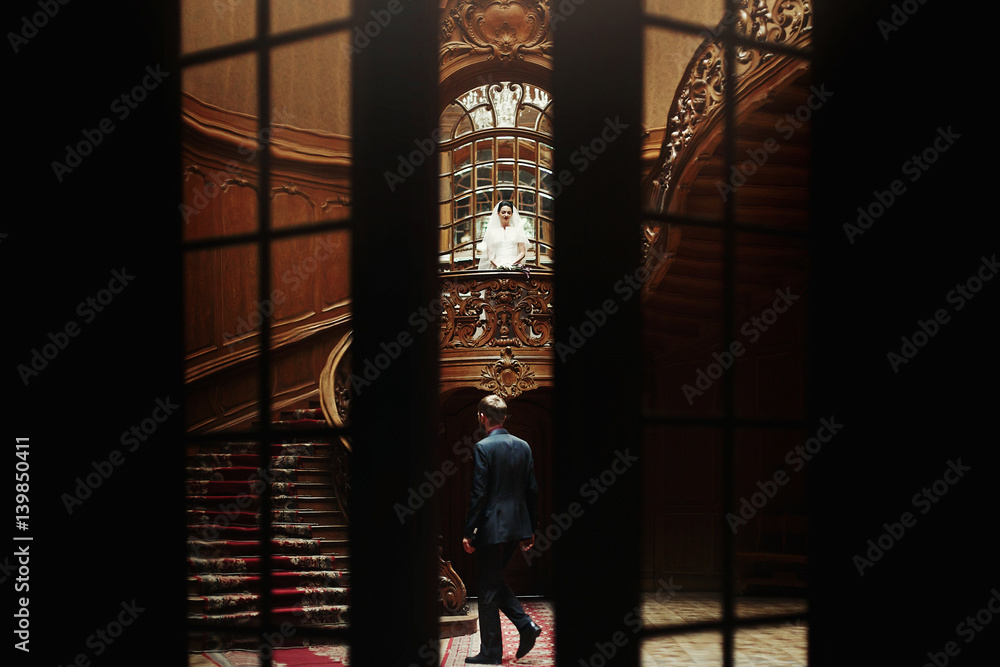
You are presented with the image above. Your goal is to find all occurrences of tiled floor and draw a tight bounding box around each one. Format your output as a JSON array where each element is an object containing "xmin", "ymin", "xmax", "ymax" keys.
[{"xmin": 639, "ymin": 592, "xmax": 808, "ymax": 666}]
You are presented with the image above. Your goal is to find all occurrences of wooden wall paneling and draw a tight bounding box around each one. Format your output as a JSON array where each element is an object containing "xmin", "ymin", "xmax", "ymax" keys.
[
  {"xmin": 184, "ymin": 382, "xmax": 216, "ymax": 432},
  {"xmin": 184, "ymin": 247, "xmax": 218, "ymax": 359},
  {"xmin": 643, "ymin": 426, "xmax": 725, "ymax": 587},
  {"xmin": 211, "ymin": 362, "xmax": 262, "ymax": 428},
  {"xmin": 180, "ymin": 166, "xmax": 221, "ymax": 241},
  {"xmin": 219, "ymin": 243, "xmax": 261, "ymax": 345},
  {"xmin": 220, "ymin": 179, "xmax": 258, "ymax": 237},
  {"xmin": 270, "ymin": 340, "xmax": 324, "ymax": 409},
  {"xmin": 320, "ymin": 229, "xmax": 351, "ymax": 312},
  {"xmin": 271, "ymin": 184, "xmax": 317, "ymax": 230},
  {"xmin": 180, "ymin": 33, "xmax": 356, "ymax": 433},
  {"xmin": 660, "ymin": 512, "xmax": 718, "ymax": 584},
  {"xmin": 270, "ymin": 234, "xmax": 319, "ymax": 327},
  {"xmin": 664, "ymin": 427, "xmax": 723, "ymax": 507}
]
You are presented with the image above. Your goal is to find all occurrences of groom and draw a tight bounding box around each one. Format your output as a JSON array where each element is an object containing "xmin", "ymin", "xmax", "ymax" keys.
[{"xmin": 463, "ymin": 394, "xmax": 542, "ymax": 664}]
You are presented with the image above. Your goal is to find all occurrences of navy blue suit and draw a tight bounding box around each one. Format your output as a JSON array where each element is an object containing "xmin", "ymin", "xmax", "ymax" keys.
[{"xmin": 464, "ymin": 427, "xmax": 539, "ymax": 659}]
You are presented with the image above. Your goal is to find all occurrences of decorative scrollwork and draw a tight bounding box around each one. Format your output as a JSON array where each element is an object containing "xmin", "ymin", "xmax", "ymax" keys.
[
  {"xmin": 440, "ymin": 272, "xmax": 553, "ymax": 350},
  {"xmin": 438, "ymin": 541, "xmax": 470, "ymax": 616},
  {"xmin": 318, "ymin": 332, "xmax": 353, "ymax": 522},
  {"xmin": 479, "ymin": 346, "xmax": 537, "ymax": 399},
  {"xmin": 648, "ymin": 0, "xmax": 812, "ymax": 211},
  {"xmin": 443, "ymin": 0, "xmax": 552, "ymax": 63}
]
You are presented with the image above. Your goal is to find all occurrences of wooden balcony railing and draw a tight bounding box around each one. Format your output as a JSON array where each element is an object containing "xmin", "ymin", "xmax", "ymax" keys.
[{"xmin": 439, "ymin": 268, "xmax": 554, "ymax": 350}]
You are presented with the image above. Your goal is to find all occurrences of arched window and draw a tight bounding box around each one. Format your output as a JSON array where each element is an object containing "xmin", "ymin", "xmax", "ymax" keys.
[{"xmin": 438, "ymin": 81, "xmax": 554, "ymax": 271}]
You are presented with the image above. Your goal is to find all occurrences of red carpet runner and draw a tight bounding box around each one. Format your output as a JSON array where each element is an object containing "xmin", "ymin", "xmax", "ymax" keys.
[{"xmin": 440, "ymin": 600, "xmax": 555, "ymax": 667}]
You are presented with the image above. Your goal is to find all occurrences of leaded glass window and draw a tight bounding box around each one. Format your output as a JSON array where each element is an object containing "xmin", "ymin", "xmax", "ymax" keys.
[{"xmin": 438, "ymin": 82, "xmax": 554, "ymax": 270}]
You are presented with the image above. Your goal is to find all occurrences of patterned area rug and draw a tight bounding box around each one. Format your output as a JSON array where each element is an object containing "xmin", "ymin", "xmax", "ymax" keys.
[
  {"xmin": 441, "ymin": 600, "xmax": 554, "ymax": 667},
  {"xmin": 193, "ymin": 645, "xmax": 349, "ymax": 666},
  {"xmin": 191, "ymin": 600, "xmax": 554, "ymax": 667}
]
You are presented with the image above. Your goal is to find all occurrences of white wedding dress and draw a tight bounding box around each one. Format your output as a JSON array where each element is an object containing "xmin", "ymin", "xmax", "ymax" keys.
[{"xmin": 479, "ymin": 203, "xmax": 528, "ymax": 269}]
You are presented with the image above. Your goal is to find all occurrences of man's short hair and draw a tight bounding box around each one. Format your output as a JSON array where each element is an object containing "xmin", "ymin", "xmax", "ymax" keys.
[{"xmin": 478, "ymin": 394, "xmax": 507, "ymax": 425}]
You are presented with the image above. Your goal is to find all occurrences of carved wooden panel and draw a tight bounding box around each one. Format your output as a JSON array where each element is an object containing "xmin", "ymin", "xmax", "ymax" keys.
[
  {"xmin": 272, "ymin": 184, "xmax": 317, "ymax": 229},
  {"xmin": 441, "ymin": 0, "xmax": 554, "ymax": 66},
  {"xmin": 271, "ymin": 235, "xmax": 319, "ymax": 326},
  {"xmin": 181, "ymin": 93, "xmax": 354, "ymax": 432},
  {"xmin": 219, "ymin": 244, "xmax": 261, "ymax": 347},
  {"xmin": 184, "ymin": 248, "xmax": 218, "ymax": 360},
  {"xmin": 440, "ymin": 271, "xmax": 553, "ymax": 350},
  {"xmin": 220, "ymin": 180, "xmax": 258, "ymax": 237},
  {"xmin": 319, "ymin": 230, "xmax": 351, "ymax": 312},
  {"xmin": 645, "ymin": 0, "xmax": 812, "ymax": 214}
]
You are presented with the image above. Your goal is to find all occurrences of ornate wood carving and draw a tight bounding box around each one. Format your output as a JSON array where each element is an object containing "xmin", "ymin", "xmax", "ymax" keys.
[
  {"xmin": 316, "ymin": 332, "xmax": 354, "ymax": 522},
  {"xmin": 479, "ymin": 346, "xmax": 536, "ymax": 399},
  {"xmin": 442, "ymin": 0, "xmax": 553, "ymax": 66},
  {"xmin": 438, "ymin": 541, "xmax": 470, "ymax": 616},
  {"xmin": 645, "ymin": 0, "xmax": 813, "ymax": 214},
  {"xmin": 319, "ymin": 332, "xmax": 353, "ymax": 433},
  {"xmin": 440, "ymin": 271, "xmax": 554, "ymax": 350},
  {"xmin": 640, "ymin": 0, "xmax": 812, "ymax": 285}
]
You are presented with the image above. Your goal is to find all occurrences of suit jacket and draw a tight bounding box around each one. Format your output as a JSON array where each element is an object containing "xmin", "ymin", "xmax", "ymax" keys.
[{"xmin": 464, "ymin": 428, "xmax": 539, "ymax": 546}]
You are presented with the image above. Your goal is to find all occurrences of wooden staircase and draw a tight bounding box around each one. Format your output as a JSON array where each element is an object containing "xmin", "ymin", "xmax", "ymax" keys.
[{"xmin": 185, "ymin": 406, "xmax": 351, "ymax": 651}]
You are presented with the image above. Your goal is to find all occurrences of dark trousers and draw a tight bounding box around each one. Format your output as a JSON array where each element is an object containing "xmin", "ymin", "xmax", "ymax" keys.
[{"xmin": 475, "ymin": 541, "xmax": 531, "ymax": 657}]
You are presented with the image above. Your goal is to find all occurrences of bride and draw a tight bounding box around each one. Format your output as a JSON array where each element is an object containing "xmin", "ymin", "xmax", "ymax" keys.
[{"xmin": 478, "ymin": 200, "xmax": 528, "ymax": 270}]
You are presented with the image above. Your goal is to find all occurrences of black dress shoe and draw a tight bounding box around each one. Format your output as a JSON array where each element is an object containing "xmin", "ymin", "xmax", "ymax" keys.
[
  {"xmin": 516, "ymin": 620, "xmax": 542, "ymax": 659},
  {"xmin": 466, "ymin": 653, "xmax": 501, "ymax": 664}
]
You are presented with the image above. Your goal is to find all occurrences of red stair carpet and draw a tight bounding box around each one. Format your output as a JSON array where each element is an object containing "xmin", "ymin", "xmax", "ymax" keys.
[{"xmin": 187, "ymin": 408, "xmax": 351, "ymax": 657}]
